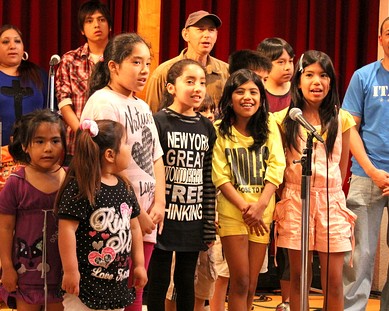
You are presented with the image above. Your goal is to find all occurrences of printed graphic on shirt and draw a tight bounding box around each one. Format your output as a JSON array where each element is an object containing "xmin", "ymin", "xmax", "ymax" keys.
[
  {"xmin": 16, "ymin": 237, "xmax": 49, "ymax": 274},
  {"xmin": 132, "ymin": 127, "xmax": 154, "ymax": 176},
  {"xmin": 124, "ymin": 104, "xmax": 156, "ymax": 202},
  {"xmin": 88, "ymin": 247, "xmax": 115, "ymax": 268},
  {"xmin": 226, "ymin": 145, "xmax": 269, "ymax": 193},
  {"xmin": 87, "ymin": 202, "xmax": 132, "ymax": 280},
  {"xmin": 1, "ymin": 79, "xmax": 33, "ymax": 118},
  {"xmin": 372, "ymin": 85, "xmax": 389, "ymax": 100},
  {"xmin": 164, "ymin": 131, "xmax": 209, "ymax": 221}
]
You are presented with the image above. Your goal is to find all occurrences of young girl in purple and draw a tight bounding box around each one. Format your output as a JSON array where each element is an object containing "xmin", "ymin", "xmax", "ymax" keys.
[{"xmin": 0, "ymin": 109, "xmax": 66, "ymax": 311}]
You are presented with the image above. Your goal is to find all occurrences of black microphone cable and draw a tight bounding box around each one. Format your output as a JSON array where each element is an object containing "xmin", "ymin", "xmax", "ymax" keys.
[{"xmin": 324, "ymin": 143, "xmax": 330, "ymax": 311}]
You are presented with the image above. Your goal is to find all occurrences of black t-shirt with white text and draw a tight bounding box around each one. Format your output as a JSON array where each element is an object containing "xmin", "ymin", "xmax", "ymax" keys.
[{"xmin": 154, "ymin": 108, "xmax": 216, "ymax": 252}]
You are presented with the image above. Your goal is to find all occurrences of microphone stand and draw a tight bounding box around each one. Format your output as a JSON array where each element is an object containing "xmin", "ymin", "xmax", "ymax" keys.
[
  {"xmin": 47, "ymin": 64, "xmax": 55, "ymax": 112},
  {"xmin": 300, "ymin": 133, "xmax": 314, "ymax": 311}
]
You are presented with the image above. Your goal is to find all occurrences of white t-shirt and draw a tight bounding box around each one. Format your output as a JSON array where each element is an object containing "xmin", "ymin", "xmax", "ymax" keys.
[{"xmin": 81, "ymin": 88, "xmax": 164, "ymax": 243}]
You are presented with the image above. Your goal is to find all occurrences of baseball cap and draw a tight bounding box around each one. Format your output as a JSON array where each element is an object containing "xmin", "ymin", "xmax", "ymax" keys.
[{"xmin": 184, "ymin": 10, "xmax": 222, "ymax": 28}]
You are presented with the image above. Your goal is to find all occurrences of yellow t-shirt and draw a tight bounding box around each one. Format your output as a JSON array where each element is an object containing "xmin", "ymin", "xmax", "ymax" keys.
[{"xmin": 212, "ymin": 114, "xmax": 286, "ymax": 220}]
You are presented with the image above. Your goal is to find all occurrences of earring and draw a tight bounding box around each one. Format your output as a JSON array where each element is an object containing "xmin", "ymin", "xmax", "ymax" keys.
[{"xmin": 22, "ymin": 51, "xmax": 29, "ymax": 61}]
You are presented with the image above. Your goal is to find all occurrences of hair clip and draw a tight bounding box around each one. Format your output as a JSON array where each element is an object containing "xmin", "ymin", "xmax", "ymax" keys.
[
  {"xmin": 80, "ymin": 119, "xmax": 99, "ymax": 137},
  {"xmin": 298, "ymin": 53, "xmax": 304, "ymax": 73}
]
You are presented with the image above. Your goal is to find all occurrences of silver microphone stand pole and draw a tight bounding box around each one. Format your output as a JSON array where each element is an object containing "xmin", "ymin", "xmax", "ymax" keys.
[
  {"xmin": 47, "ymin": 64, "xmax": 55, "ymax": 112},
  {"xmin": 300, "ymin": 133, "xmax": 314, "ymax": 311}
]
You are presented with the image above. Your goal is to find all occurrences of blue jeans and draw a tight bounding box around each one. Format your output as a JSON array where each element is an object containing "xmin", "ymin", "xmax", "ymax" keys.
[{"xmin": 343, "ymin": 175, "xmax": 389, "ymax": 311}]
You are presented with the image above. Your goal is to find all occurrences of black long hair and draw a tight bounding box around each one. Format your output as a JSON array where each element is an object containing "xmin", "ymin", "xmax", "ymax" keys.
[
  {"xmin": 57, "ymin": 119, "xmax": 125, "ymax": 206},
  {"xmin": 88, "ymin": 33, "xmax": 150, "ymax": 97},
  {"xmin": 218, "ymin": 69, "xmax": 269, "ymax": 151},
  {"xmin": 283, "ymin": 50, "xmax": 339, "ymax": 154},
  {"xmin": 0, "ymin": 24, "xmax": 44, "ymax": 89},
  {"xmin": 257, "ymin": 37, "xmax": 295, "ymax": 61},
  {"xmin": 9, "ymin": 109, "xmax": 67, "ymax": 165},
  {"xmin": 159, "ymin": 59, "xmax": 206, "ymax": 110}
]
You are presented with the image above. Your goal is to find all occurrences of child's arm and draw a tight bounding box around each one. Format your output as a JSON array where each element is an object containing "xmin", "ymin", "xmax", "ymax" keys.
[
  {"xmin": 130, "ymin": 217, "xmax": 147, "ymax": 290},
  {"xmin": 137, "ymin": 209, "xmax": 156, "ymax": 236},
  {"xmin": 340, "ymin": 128, "xmax": 351, "ymax": 184},
  {"xmin": 203, "ymin": 135, "xmax": 217, "ymax": 245},
  {"xmin": 0, "ymin": 214, "xmax": 17, "ymax": 293},
  {"xmin": 148, "ymin": 157, "xmax": 166, "ymax": 234},
  {"xmin": 58, "ymin": 218, "xmax": 80, "ymax": 296},
  {"xmin": 218, "ymin": 182, "xmax": 250, "ymax": 213}
]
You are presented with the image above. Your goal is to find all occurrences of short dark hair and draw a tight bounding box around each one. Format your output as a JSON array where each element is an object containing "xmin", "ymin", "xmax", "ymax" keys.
[
  {"xmin": 78, "ymin": 0, "xmax": 112, "ymax": 32},
  {"xmin": 228, "ymin": 49, "xmax": 272, "ymax": 74},
  {"xmin": 197, "ymin": 93, "xmax": 216, "ymax": 113},
  {"xmin": 380, "ymin": 17, "xmax": 389, "ymax": 35},
  {"xmin": 257, "ymin": 37, "xmax": 295, "ymax": 61},
  {"xmin": 9, "ymin": 109, "xmax": 67, "ymax": 165}
]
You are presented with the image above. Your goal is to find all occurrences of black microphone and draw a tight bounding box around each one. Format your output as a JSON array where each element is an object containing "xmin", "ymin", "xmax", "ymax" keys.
[
  {"xmin": 289, "ymin": 108, "xmax": 325, "ymax": 143},
  {"xmin": 49, "ymin": 54, "xmax": 61, "ymax": 66}
]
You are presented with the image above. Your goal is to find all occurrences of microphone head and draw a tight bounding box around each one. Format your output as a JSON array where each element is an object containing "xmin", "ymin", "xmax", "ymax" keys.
[
  {"xmin": 49, "ymin": 54, "xmax": 61, "ymax": 66},
  {"xmin": 289, "ymin": 107, "xmax": 302, "ymax": 121}
]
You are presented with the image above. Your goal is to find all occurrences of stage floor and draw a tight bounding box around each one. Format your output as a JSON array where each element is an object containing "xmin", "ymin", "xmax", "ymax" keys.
[
  {"xmin": 0, "ymin": 292, "xmax": 381, "ymax": 310},
  {"xmin": 249, "ymin": 291, "xmax": 381, "ymax": 310}
]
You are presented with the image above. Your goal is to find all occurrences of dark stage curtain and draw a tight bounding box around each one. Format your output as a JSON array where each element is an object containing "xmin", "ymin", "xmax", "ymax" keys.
[
  {"xmin": 160, "ymin": 0, "xmax": 380, "ymax": 99},
  {"xmin": 0, "ymin": 0, "xmax": 381, "ymax": 99}
]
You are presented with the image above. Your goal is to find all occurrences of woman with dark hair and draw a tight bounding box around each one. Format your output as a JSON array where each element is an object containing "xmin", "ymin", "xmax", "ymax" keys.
[{"xmin": 0, "ymin": 24, "xmax": 47, "ymax": 146}]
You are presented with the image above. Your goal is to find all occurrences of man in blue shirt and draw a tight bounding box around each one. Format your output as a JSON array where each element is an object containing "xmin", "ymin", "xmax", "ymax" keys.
[{"xmin": 342, "ymin": 16, "xmax": 389, "ymax": 311}]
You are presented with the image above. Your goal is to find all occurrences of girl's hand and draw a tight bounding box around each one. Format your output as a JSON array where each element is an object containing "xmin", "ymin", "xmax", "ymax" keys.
[
  {"xmin": 205, "ymin": 241, "xmax": 215, "ymax": 248},
  {"xmin": 242, "ymin": 202, "xmax": 265, "ymax": 224},
  {"xmin": 132, "ymin": 265, "xmax": 148, "ymax": 290},
  {"xmin": 148, "ymin": 201, "xmax": 165, "ymax": 234},
  {"xmin": 138, "ymin": 209, "xmax": 156, "ymax": 235},
  {"xmin": 242, "ymin": 202, "xmax": 269, "ymax": 235},
  {"xmin": 237, "ymin": 202, "xmax": 250, "ymax": 214},
  {"xmin": 61, "ymin": 270, "xmax": 80, "ymax": 296},
  {"xmin": 1, "ymin": 267, "xmax": 18, "ymax": 293},
  {"xmin": 248, "ymin": 223, "xmax": 268, "ymax": 236}
]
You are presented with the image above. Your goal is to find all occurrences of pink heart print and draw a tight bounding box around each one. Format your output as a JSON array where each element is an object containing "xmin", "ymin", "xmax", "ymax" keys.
[
  {"xmin": 88, "ymin": 247, "xmax": 116, "ymax": 268},
  {"xmin": 101, "ymin": 233, "xmax": 110, "ymax": 240},
  {"xmin": 120, "ymin": 202, "xmax": 132, "ymax": 219}
]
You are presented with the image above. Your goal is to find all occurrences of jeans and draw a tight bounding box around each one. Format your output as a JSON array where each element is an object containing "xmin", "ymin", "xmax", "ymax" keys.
[{"xmin": 343, "ymin": 175, "xmax": 389, "ymax": 311}]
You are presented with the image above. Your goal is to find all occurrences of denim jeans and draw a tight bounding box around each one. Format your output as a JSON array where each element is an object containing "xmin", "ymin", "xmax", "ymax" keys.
[{"xmin": 343, "ymin": 175, "xmax": 389, "ymax": 311}]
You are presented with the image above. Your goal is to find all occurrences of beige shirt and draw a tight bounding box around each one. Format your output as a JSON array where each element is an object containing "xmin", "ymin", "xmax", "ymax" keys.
[{"xmin": 145, "ymin": 48, "xmax": 229, "ymax": 113}]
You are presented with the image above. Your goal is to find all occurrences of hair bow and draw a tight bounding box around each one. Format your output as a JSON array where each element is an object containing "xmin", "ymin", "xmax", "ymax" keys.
[{"xmin": 80, "ymin": 119, "xmax": 99, "ymax": 137}]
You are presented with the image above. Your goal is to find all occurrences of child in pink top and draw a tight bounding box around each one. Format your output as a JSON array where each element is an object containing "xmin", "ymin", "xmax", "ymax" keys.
[{"xmin": 273, "ymin": 50, "xmax": 357, "ymax": 311}]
